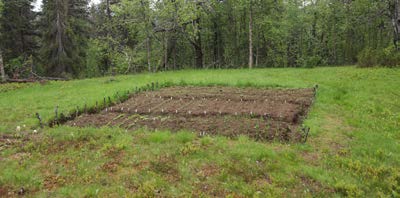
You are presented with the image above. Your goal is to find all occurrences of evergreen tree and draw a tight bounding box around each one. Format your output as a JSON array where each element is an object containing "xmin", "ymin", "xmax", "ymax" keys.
[
  {"xmin": 40, "ymin": 0, "xmax": 89, "ymax": 77},
  {"xmin": 0, "ymin": 0, "xmax": 37, "ymax": 63}
]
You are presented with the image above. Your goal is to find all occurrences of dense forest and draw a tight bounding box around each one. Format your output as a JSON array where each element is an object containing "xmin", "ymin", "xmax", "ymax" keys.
[{"xmin": 0, "ymin": 0, "xmax": 400, "ymax": 79}]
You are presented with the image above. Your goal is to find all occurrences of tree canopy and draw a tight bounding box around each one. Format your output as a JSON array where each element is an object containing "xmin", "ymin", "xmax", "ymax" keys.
[{"xmin": 0, "ymin": 0, "xmax": 399, "ymax": 78}]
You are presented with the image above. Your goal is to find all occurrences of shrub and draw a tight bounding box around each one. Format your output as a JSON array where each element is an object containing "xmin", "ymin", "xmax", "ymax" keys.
[
  {"xmin": 357, "ymin": 47, "xmax": 380, "ymax": 68},
  {"xmin": 357, "ymin": 46, "xmax": 400, "ymax": 68},
  {"xmin": 379, "ymin": 45, "xmax": 400, "ymax": 67},
  {"xmin": 304, "ymin": 56, "xmax": 322, "ymax": 68}
]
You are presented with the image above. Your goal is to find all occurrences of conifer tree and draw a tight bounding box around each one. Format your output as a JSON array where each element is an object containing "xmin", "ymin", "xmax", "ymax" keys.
[
  {"xmin": 0, "ymin": 0, "xmax": 37, "ymax": 63},
  {"xmin": 40, "ymin": 0, "xmax": 89, "ymax": 77}
]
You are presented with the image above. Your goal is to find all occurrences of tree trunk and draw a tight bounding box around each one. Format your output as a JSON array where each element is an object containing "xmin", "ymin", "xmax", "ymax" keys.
[
  {"xmin": 248, "ymin": 1, "xmax": 254, "ymax": 69},
  {"xmin": 147, "ymin": 37, "xmax": 151, "ymax": 72},
  {"xmin": 55, "ymin": 1, "xmax": 66, "ymax": 75},
  {"xmin": 213, "ymin": 20, "xmax": 219, "ymax": 68},
  {"xmin": 164, "ymin": 34, "xmax": 168, "ymax": 70},
  {"xmin": 256, "ymin": 45, "xmax": 259, "ymax": 67},
  {"xmin": 106, "ymin": 0, "xmax": 115, "ymax": 76},
  {"xmin": 0, "ymin": 49, "xmax": 5, "ymax": 82},
  {"xmin": 393, "ymin": 0, "xmax": 400, "ymax": 50},
  {"xmin": 194, "ymin": 42, "xmax": 203, "ymax": 69}
]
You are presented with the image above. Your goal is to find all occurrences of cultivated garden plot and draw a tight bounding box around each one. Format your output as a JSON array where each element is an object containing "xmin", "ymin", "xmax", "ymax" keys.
[{"xmin": 66, "ymin": 86, "xmax": 316, "ymax": 141}]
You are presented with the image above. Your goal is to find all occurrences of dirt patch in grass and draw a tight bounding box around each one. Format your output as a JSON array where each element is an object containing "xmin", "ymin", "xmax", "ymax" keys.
[{"xmin": 67, "ymin": 86, "xmax": 315, "ymax": 142}]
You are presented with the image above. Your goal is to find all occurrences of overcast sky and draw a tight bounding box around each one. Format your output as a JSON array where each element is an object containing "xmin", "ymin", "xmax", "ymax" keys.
[{"xmin": 34, "ymin": 0, "xmax": 101, "ymax": 11}]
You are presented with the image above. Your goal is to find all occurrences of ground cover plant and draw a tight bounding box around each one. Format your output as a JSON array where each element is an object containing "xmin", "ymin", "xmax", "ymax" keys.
[{"xmin": 0, "ymin": 67, "xmax": 399, "ymax": 197}]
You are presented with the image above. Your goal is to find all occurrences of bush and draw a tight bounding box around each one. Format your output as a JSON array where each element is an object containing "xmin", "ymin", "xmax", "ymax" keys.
[
  {"xmin": 357, "ymin": 46, "xmax": 400, "ymax": 68},
  {"xmin": 357, "ymin": 47, "xmax": 380, "ymax": 68},
  {"xmin": 379, "ymin": 45, "xmax": 400, "ymax": 67},
  {"xmin": 304, "ymin": 56, "xmax": 322, "ymax": 68}
]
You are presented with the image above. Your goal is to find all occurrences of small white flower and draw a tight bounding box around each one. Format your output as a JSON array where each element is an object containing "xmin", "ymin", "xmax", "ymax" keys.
[
  {"xmin": 23, "ymin": 124, "xmax": 26, "ymax": 128},
  {"xmin": 33, "ymin": 130, "xmax": 38, "ymax": 134},
  {"xmin": 16, "ymin": 126, "xmax": 21, "ymax": 132}
]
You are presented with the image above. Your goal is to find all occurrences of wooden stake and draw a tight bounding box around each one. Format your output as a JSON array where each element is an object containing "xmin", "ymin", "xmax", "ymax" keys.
[{"xmin": 35, "ymin": 113, "xmax": 43, "ymax": 128}]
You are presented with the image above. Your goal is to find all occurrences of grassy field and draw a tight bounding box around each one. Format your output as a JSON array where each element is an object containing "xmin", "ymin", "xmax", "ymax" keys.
[{"xmin": 0, "ymin": 66, "xmax": 399, "ymax": 197}]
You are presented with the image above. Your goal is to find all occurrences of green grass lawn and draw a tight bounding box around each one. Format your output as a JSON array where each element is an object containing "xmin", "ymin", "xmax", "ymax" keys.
[{"xmin": 0, "ymin": 66, "xmax": 399, "ymax": 197}]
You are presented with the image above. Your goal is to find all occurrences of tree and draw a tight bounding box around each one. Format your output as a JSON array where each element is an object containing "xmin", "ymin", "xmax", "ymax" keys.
[
  {"xmin": 0, "ymin": 0, "xmax": 5, "ymax": 82},
  {"xmin": 0, "ymin": 0, "xmax": 37, "ymax": 65},
  {"xmin": 248, "ymin": 0, "xmax": 254, "ymax": 69},
  {"xmin": 40, "ymin": 0, "xmax": 89, "ymax": 77}
]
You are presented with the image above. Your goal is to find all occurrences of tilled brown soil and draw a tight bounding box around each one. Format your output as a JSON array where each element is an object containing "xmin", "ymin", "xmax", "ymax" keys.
[{"xmin": 66, "ymin": 86, "xmax": 315, "ymax": 141}]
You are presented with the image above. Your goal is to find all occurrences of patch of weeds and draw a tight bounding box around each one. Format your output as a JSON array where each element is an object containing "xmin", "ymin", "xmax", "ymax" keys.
[
  {"xmin": 149, "ymin": 154, "xmax": 180, "ymax": 182},
  {"xmin": 0, "ymin": 161, "xmax": 42, "ymax": 191},
  {"xmin": 200, "ymin": 136, "xmax": 213, "ymax": 147},
  {"xmin": 180, "ymin": 142, "xmax": 200, "ymax": 156},
  {"xmin": 334, "ymin": 182, "xmax": 363, "ymax": 197},
  {"xmin": 143, "ymin": 131, "xmax": 172, "ymax": 144},
  {"xmin": 174, "ymin": 131, "xmax": 196, "ymax": 143}
]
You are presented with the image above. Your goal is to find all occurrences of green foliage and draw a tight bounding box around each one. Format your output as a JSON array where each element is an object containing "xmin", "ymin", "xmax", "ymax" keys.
[
  {"xmin": 0, "ymin": 0, "xmax": 37, "ymax": 73},
  {"xmin": 380, "ymin": 46, "xmax": 400, "ymax": 67},
  {"xmin": 357, "ymin": 47, "xmax": 380, "ymax": 67},
  {"xmin": 358, "ymin": 46, "xmax": 400, "ymax": 68},
  {"xmin": 40, "ymin": 0, "xmax": 89, "ymax": 77},
  {"xmin": 85, "ymin": 39, "xmax": 105, "ymax": 77}
]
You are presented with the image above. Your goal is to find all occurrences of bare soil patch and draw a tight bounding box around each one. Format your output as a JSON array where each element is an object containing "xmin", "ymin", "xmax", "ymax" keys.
[{"xmin": 66, "ymin": 86, "xmax": 315, "ymax": 142}]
